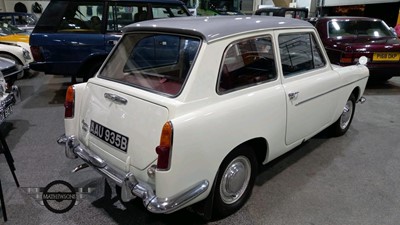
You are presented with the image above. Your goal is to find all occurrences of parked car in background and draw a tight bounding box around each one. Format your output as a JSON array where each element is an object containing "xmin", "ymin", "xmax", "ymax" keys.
[
  {"xmin": 29, "ymin": 0, "xmax": 191, "ymax": 82},
  {"xmin": 0, "ymin": 41, "xmax": 32, "ymax": 78},
  {"xmin": 0, "ymin": 21, "xmax": 29, "ymax": 43},
  {"xmin": 254, "ymin": 7, "xmax": 308, "ymax": 19},
  {"xmin": 0, "ymin": 12, "xmax": 37, "ymax": 33},
  {"xmin": 0, "ymin": 21, "xmax": 30, "ymax": 50},
  {"xmin": 58, "ymin": 16, "xmax": 368, "ymax": 220},
  {"xmin": 0, "ymin": 57, "xmax": 23, "ymax": 87},
  {"xmin": 315, "ymin": 16, "xmax": 400, "ymax": 82},
  {"xmin": 0, "ymin": 57, "xmax": 21, "ymax": 122}
]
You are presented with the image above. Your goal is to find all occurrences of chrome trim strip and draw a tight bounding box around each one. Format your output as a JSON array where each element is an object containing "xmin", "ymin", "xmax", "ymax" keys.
[
  {"xmin": 57, "ymin": 135, "xmax": 209, "ymax": 214},
  {"xmin": 295, "ymin": 76, "xmax": 368, "ymax": 106}
]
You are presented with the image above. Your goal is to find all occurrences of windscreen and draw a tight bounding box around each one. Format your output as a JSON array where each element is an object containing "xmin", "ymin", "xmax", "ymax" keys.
[
  {"xmin": 328, "ymin": 20, "xmax": 395, "ymax": 38},
  {"xmin": 99, "ymin": 33, "xmax": 201, "ymax": 96}
]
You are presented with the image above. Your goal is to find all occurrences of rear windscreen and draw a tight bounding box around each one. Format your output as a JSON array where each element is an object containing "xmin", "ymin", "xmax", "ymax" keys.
[{"xmin": 99, "ymin": 33, "xmax": 201, "ymax": 96}]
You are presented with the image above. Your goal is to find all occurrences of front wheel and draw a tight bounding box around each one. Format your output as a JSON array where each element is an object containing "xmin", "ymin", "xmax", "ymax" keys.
[
  {"xmin": 212, "ymin": 145, "xmax": 257, "ymax": 219},
  {"xmin": 330, "ymin": 94, "xmax": 356, "ymax": 137}
]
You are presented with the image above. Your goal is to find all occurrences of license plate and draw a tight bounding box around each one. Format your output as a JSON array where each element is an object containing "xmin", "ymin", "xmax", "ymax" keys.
[
  {"xmin": 90, "ymin": 120, "xmax": 129, "ymax": 152},
  {"xmin": 0, "ymin": 104, "xmax": 13, "ymax": 122},
  {"xmin": 373, "ymin": 52, "xmax": 400, "ymax": 61}
]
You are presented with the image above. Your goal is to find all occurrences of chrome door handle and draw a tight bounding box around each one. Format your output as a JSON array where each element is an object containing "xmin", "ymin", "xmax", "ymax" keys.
[
  {"xmin": 104, "ymin": 93, "xmax": 127, "ymax": 105},
  {"xmin": 288, "ymin": 91, "xmax": 299, "ymax": 100}
]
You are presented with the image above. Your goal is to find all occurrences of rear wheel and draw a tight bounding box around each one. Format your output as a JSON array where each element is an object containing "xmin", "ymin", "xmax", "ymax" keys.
[
  {"xmin": 330, "ymin": 94, "xmax": 356, "ymax": 136},
  {"xmin": 212, "ymin": 145, "xmax": 257, "ymax": 219}
]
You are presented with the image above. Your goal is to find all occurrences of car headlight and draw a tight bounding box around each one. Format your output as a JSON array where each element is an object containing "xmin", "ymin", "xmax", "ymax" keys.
[{"xmin": 23, "ymin": 48, "xmax": 31, "ymax": 60}]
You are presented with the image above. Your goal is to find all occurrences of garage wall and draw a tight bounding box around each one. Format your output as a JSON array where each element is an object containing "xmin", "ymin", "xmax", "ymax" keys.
[{"xmin": 1, "ymin": 0, "xmax": 49, "ymax": 18}]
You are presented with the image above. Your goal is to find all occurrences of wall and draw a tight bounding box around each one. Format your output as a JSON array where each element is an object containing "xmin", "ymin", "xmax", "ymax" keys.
[{"xmin": 1, "ymin": 0, "xmax": 49, "ymax": 18}]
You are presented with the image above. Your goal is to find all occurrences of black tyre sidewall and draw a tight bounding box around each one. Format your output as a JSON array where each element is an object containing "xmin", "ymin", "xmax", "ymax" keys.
[{"xmin": 212, "ymin": 145, "xmax": 257, "ymax": 219}]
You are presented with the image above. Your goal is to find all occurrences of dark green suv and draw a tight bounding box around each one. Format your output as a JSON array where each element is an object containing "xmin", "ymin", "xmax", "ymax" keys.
[{"xmin": 29, "ymin": 0, "xmax": 191, "ymax": 81}]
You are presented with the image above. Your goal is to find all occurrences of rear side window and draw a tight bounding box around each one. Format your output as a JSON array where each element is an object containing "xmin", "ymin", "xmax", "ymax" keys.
[
  {"xmin": 34, "ymin": 1, "xmax": 190, "ymax": 33},
  {"xmin": 58, "ymin": 2, "xmax": 104, "ymax": 32},
  {"xmin": 218, "ymin": 36, "xmax": 276, "ymax": 93},
  {"xmin": 279, "ymin": 33, "xmax": 325, "ymax": 77},
  {"xmin": 99, "ymin": 33, "xmax": 201, "ymax": 96},
  {"xmin": 33, "ymin": 1, "xmax": 105, "ymax": 33},
  {"xmin": 151, "ymin": 4, "xmax": 190, "ymax": 19},
  {"xmin": 107, "ymin": 2, "xmax": 190, "ymax": 32}
]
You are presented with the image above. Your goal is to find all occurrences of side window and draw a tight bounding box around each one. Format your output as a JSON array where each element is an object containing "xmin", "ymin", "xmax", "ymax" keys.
[
  {"xmin": 15, "ymin": 15, "xmax": 29, "ymax": 25},
  {"xmin": 279, "ymin": 33, "xmax": 325, "ymax": 77},
  {"xmin": 128, "ymin": 35, "xmax": 180, "ymax": 69},
  {"xmin": 151, "ymin": 4, "xmax": 190, "ymax": 19},
  {"xmin": 0, "ymin": 16, "xmax": 13, "ymax": 25},
  {"xmin": 57, "ymin": 2, "xmax": 104, "ymax": 33},
  {"xmin": 218, "ymin": 36, "xmax": 276, "ymax": 93},
  {"xmin": 107, "ymin": 3, "xmax": 146, "ymax": 32}
]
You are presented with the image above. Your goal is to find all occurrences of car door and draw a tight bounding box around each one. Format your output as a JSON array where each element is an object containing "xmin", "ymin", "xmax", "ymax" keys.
[
  {"xmin": 276, "ymin": 31, "xmax": 341, "ymax": 145},
  {"xmin": 30, "ymin": 1, "xmax": 107, "ymax": 75}
]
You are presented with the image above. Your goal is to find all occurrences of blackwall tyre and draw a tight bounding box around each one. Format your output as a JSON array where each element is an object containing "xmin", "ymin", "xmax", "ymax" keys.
[
  {"xmin": 212, "ymin": 145, "xmax": 257, "ymax": 219},
  {"xmin": 330, "ymin": 94, "xmax": 356, "ymax": 137}
]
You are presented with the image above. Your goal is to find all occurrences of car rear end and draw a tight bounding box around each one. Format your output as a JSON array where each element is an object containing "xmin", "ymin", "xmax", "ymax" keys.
[
  {"xmin": 58, "ymin": 30, "xmax": 206, "ymax": 213},
  {"xmin": 322, "ymin": 17, "xmax": 400, "ymax": 80}
]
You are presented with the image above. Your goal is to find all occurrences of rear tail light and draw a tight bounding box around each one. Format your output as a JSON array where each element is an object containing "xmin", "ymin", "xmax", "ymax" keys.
[
  {"xmin": 340, "ymin": 53, "xmax": 354, "ymax": 64},
  {"xmin": 155, "ymin": 121, "xmax": 173, "ymax": 170},
  {"xmin": 64, "ymin": 86, "xmax": 75, "ymax": 118},
  {"xmin": 340, "ymin": 52, "xmax": 372, "ymax": 65},
  {"xmin": 30, "ymin": 46, "xmax": 44, "ymax": 62}
]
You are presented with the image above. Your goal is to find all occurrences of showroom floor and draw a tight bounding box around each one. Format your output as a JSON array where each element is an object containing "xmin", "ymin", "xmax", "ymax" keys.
[{"xmin": 0, "ymin": 72, "xmax": 399, "ymax": 225}]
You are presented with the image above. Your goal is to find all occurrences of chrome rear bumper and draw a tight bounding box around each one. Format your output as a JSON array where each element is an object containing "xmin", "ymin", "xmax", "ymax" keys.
[{"xmin": 57, "ymin": 134, "xmax": 209, "ymax": 214}]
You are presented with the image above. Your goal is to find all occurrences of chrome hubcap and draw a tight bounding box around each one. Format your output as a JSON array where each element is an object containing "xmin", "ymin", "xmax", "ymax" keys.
[
  {"xmin": 340, "ymin": 100, "xmax": 353, "ymax": 129},
  {"xmin": 220, "ymin": 156, "xmax": 251, "ymax": 204}
]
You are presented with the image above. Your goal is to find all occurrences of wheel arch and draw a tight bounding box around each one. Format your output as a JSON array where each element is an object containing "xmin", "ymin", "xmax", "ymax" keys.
[
  {"xmin": 0, "ymin": 51, "xmax": 23, "ymax": 65},
  {"xmin": 239, "ymin": 137, "xmax": 269, "ymax": 167},
  {"xmin": 77, "ymin": 54, "xmax": 107, "ymax": 78},
  {"xmin": 192, "ymin": 137, "xmax": 269, "ymax": 219},
  {"xmin": 351, "ymin": 86, "xmax": 361, "ymax": 100}
]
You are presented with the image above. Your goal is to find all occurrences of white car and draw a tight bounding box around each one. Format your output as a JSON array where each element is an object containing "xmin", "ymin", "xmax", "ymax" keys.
[
  {"xmin": 58, "ymin": 16, "xmax": 369, "ymax": 219},
  {"xmin": 0, "ymin": 41, "xmax": 32, "ymax": 78},
  {"xmin": 0, "ymin": 57, "xmax": 21, "ymax": 122}
]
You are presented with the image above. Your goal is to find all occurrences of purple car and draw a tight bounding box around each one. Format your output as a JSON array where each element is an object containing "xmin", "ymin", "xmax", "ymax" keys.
[{"xmin": 315, "ymin": 16, "xmax": 400, "ymax": 82}]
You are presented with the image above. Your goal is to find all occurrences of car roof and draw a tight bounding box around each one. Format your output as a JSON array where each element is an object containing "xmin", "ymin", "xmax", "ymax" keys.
[
  {"xmin": 123, "ymin": 16, "xmax": 313, "ymax": 43},
  {"xmin": 317, "ymin": 16, "xmax": 382, "ymax": 21}
]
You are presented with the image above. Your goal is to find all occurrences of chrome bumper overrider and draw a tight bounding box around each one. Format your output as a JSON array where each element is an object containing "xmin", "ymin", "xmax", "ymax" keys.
[{"xmin": 57, "ymin": 135, "xmax": 209, "ymax": 214}]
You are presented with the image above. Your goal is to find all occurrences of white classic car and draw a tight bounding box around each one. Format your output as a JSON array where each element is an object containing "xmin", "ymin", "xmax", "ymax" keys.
[
  {"xmin": 58, "ymin": 16, "xmax": 369, "ymax": 219},
  {"xmin": 0, "ymin": 41, "xmax": 32, "ymax": 78}
]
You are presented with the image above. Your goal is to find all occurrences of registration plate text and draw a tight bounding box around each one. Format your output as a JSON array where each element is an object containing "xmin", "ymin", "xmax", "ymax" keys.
[
  {"xmin": 90, "ymin": 120, "xmax": 129, "ymax": 152},
  {"xmin": 373, "ymin": 52, "xmax": 400, "ymax": 61}
]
